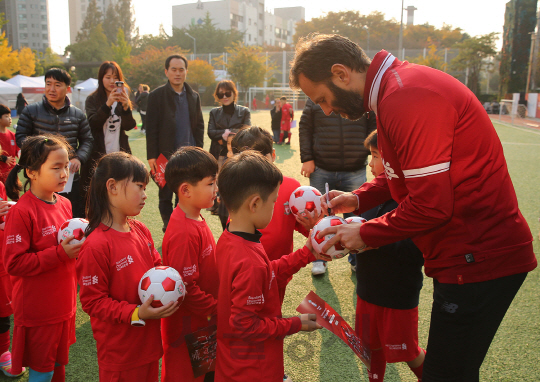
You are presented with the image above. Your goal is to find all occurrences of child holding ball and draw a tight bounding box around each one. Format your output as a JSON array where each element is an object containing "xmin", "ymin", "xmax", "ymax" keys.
[
  {"xmin": 3, "ymin": 135, "xmax": 81, "ymax": 381},
  {"xmin": 76, "ymin": 152, "xmax": 178, "ymax": 382},
  {"xmin": 215, "ymin": 151, "xmax": 324, "ymax": 382},
  {"xmin": 161, "ymin": 147, "xmax": 220, "ymax": 382}
]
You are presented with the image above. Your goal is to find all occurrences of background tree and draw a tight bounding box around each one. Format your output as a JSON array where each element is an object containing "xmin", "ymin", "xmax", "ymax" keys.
[
  {"xmin": 75, "ymin": 0, "xmax": 102, "ymax": 42},
  {"xmin": 126, "ymin": 46, "xmax": 189, "ymax": 90},
  {"xmin": 66, "ymin": 24, "xmax": 112, "ymax": 79},
  {"xmin": 18, "ymin": 47, "xmax": 36, "ymax": 76},
  {"xmin": 186, "ymin": 59, "xmax": 215, "ymax": 92},
  {"xmin": 408, "ymin": 39, "xmax": 447, "ymax": 71},
  {"xmin": 133, "ymin": 25, "xmax": 170, "ymax": 55},
  {"xmin": 112, "ymin": 28, "xmax": 132, "ymax": 69},
  {"xmin": 115, "ymin": 0, "xmax": 139, "ymax": 46},
  {"xmin": 103, "ymin": 3, "xmax": 120, "ymax": 44},
  {"xmin": 34, "ymin": 47, "xmax": 66, "ymax": 76},
  {"xmin": 0, "ymin": 33, "xmax": 20, "ymax": 78},
  {"xmin": 450, "ymin": 33, "xmax": 498, "ymax": 96}
]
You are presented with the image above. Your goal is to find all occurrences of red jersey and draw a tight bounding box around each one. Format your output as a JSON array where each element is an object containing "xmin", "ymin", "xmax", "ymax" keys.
[
  {"xmin": 161, "ymin": 207, "xmax": 219, "ymax": 381},
  {"xmin": 76, "ymin": 220, "xmax": 163, "ymax": 372},
  {"xmin": 215, "ymin": 229, "xmax": 314, "ymax": 382},
  {"xmin": 3, "ymin": 191, "xmax": 75, "ymax": 326},
  {"xmin": 0, "ymin": 130, "xmax": 17, "ymax": 184},
  {"xmin": 0, "ymin": 182, "xmax": 7, "ymax": 277},
  {"xmin": 280, "ymin": 103, "xmax": 294, "ymax": 130},
  {"xmin": 355, "ymin": 50, "xmax": 537, "ymax": 284}
]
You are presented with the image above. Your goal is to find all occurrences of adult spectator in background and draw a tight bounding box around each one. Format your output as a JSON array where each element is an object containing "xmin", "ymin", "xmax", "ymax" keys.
[
  {"xmin": 278, "ymin": 96, "xmax": 294, "ymax": 145},
  {"xmin": 146, "ymin": 54, "xmax": 204, "ymax": 232},
  {"xmin": 16, "ymin": 68, "xmax": 92, "ymax": 218},
  {"xmin": 207, "ymin": 80, "xmax": 251, "ymax": 229},
  {"xmin": 81, "ymin": 61, "xmax": 137, "ymax": 204},
  {"xmin": 15, "ymin": 94, "xmax": 27, "ymax": 117},
  {"xmin": 138, "ymin": 84, "xmax": 150, "ymax": 134},
  {"xmin": 290, "ymin": 34, "xmax": 537, "ymax": 381},
  {"xmin": 270, "ymin": 97, "xmax": 282, "ymax": 143},
  {"xmin": 299, "ymin": 98, "xmax": 376, "ymax": 275}
]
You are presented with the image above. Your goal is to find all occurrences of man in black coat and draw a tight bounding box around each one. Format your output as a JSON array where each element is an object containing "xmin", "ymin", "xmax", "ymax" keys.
[
  {"xmin": 146, "ymin": 54, "xmax": 205, "ymax": 231},
  {"xmin": 16, "ymin": 68, "xmax": 93, "ymax": 218},
  {"xmin": 299, "ymin": 98, "xmax": 376, "ymax": 275}
]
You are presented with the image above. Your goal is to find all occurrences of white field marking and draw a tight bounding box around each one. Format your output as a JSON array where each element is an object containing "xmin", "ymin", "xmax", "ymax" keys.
[
  {"xmin": 493, "ymin": 120, "xmax": 540, "ymax": 136},
  {"xmin": 501, "ymin": 141, "xmax": 540, "ymax": 146}
]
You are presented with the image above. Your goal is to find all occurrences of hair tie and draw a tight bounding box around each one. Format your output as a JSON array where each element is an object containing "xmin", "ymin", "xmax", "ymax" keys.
[
  {"xmin": 15, "ymin": 163, "xmax": 24, "ymax": 172},
  {"xmin": 43, "ymin": 138, "xmax": 48, "ymax": 142}
]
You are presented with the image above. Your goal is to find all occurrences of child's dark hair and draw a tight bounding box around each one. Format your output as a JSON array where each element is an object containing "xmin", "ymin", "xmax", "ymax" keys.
[
  {"xmin": 86, "ymin": 152, "xmax": 149, "ymax": 236},
  {"xmin": 231, "ymin": 126, "xmax": 273, "ymax": 156},
  {"xmin": 218, "ymin": 150, "xmax": 283, "ymax": 212},
  {"xmin": 280, "ymin": 96, "xmax": 287, "ymax": 101},
  {"xmin": 0, "ymin": 104, "xmax": 10, "ymax": 117},
  {"xmin": 364, "ymin": 130, "xmax": 378, "ymax": 149},
  {"xmin": 5, "ymin": 134, "xmax": 71, "ymax": 201},
  {"xmin": 165, "ymin": 147, "xmax": 218, "ymax": 194}
]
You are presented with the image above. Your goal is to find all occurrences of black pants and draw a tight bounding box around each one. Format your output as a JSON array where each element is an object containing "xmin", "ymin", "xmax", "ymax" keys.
[
  {"xmin": 141, "ymin": 113, "xmax": 147, "ymax": 131},
  {"xmin": 158, "ymin": 185, "xmax": 178, "ymax": 229},
  {"xmin": 59, "ymin": 179, "xmax": 85, "ymax": 218},
  {"xmin": 423, "ymin": 272, "xmax": 528, "ymax": 382}
]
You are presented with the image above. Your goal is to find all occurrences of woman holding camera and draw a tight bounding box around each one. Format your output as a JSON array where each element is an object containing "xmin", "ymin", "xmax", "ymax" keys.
[{"xmin": 81, "ymin": 61, "xmax": 137, "ymax": 202}]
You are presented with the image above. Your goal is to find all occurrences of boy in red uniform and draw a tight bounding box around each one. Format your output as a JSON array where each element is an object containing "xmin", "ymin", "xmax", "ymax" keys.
[
  {"xmin": 278, "ymin": 96, "xmax": 294, "ymax": 145},
  {"xmin": 230, "ymin": 126, "xmax": 320, "ymax": 303},
  {"xmin": 0, "ymin": 105, "xmax": 18, "ymax": 184},
  {"xmin": 355, "ymin": 131, "xmax": 425, "ymax": 381},
  {"xmin": 215, "ymin": 151, "xmax": 324, "ymax": 382},
  {"xmin": 161, "ymin": 147, "xmax": 220, "ymax": 382}
]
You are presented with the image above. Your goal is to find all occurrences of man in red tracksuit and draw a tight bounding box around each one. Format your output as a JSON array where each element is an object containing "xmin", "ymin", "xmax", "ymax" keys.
[{"xmin": 289, "ymin": 34, "xmax": 537, "ymax": 381}]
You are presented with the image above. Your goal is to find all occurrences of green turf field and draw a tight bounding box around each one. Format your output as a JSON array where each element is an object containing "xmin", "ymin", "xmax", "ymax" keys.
[{"xmin": 3, "ymin": 111, "xmax": 539, "ymax": 381}]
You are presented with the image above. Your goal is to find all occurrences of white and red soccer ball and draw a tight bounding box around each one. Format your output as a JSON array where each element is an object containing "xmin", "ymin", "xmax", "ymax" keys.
[
  {"xmin": 57, "ymin": 218, "xmax": 89, "ymax": 245},
  {"xmin": 311, "ymin": 216, "xmax": 350, "ymax": 259},
  {"xmin": 345, "ymin": 216, "xmax": 367, "ymax": 225},
  {"xmin": 289, "ymin": 186, "xmax": 322, "ymax": 217},
  {"xmin": 138, "ymin": 266, "xmax": 186, "ymax": 308}
]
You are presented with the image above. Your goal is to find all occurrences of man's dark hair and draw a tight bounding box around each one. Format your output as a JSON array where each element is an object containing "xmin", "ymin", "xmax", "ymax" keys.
[
  {"xmin": 165, "ymin": 146, "xmax": 218, "ymax": 194},
  {"xmin": 280, "ymin": 96, "xmax": 287, "ymax": 101},
  {"xmin": 231, "ymin": 126, "xmax": 273, "ymax": 156},
  {"xmin": 218, "ymin": 151, "xmax": 283, "ymax": 212},
  {"xmin": 364, "ymin": 130, "xmax": 378, "ymax": 149},
  {"xmin": 0, "ymin": 104, "xmax": 10, "ymax": 117},
  {"xmin": 289, "ymin": 33, "xmax": 371, "ymax": 89},
  {"xmin": 165, "ymin": 54, "xmax": 188, "ymax": 70},
  {"xmin": 45, "ymin": 68, "xmax": 71, "ymax": 86}
]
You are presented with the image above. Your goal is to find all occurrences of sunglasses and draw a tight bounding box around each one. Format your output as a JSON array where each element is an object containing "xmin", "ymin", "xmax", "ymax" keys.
[{"xmin": 217, "ymin": 91, "xmax": 232, "ymax": 99}]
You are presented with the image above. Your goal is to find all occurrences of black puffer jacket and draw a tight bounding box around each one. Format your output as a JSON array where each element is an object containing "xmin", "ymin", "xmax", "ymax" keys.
[
  {"xmin": 16, "ymin": 96, "xmax": 93, "ymax": 163},
  {"xmin": 299, "ymin": 99, "xmax": 376, "ymax": 172}
]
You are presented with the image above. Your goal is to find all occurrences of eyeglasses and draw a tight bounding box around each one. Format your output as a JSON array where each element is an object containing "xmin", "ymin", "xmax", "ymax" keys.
[{"xmin": 217, "ymin": 91, "xmax": 232, "ymax": 99}]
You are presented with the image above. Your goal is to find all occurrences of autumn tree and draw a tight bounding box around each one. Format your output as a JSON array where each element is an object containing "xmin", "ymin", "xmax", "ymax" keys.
[
  {"xmin": 34, "ymin": 48, "xmax": 66, "ymax": 76},
  {"xmin": 66, "ymin": 24, "xmax": 112, "ymax": 79},
  {"xmin": 0, "ymin": 33, "xmax": 19, "ymax": 78},
  {"xmin": 18, "ymin": 47, "xmax": 36, "ymax": 76},
  {"xmin": 450, "ymin": 33, "xmax": 498, "ymax": 96},
  {"xmin": 112, "ymin": 28, "xmax": 132, "ymax": 69},
  {"xmin": 127, "ymin": 46, "xmax": 189, "ymax": 90},
  {"xmin": 115, "ymin": 0, "xmax": 139, "ymax": 46},
  {"xmin": 408, "ymin": 39, "xmax": 447, "ymax": 71},
  {"xmin": 187, "ymin": 59, "xmax": 215, "ymax": 91}
]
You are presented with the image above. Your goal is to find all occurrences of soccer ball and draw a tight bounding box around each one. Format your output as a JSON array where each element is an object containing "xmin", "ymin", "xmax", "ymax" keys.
[
  {"xmin": 310, "ymin": 216, "xmax": 350, "ymax": 259},
  {"xmin": 138, "ymin": 266, "xmax": 186, "ymax": 308},
  {"xmin": 289, "ymin": 186, "xmax": 322, "ymax": 217},
  {"xmin": 57, "ymin": 218, "xmax": 89, "ymax": 245},
  {"xmin": 345, "ymin": 216, "xmax": 367, "ymax": 224}
]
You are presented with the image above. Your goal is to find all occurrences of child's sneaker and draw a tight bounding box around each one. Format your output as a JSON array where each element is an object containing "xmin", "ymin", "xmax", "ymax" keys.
[
  {"xmin": 283, "ymin": 374, "xmax": 293, "ymax": 382},
  {"xmin": 0, "ymin": 351, "xmax": 25, "ymax": 377}
]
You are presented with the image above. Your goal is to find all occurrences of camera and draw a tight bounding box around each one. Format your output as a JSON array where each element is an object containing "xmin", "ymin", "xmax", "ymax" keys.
[{"xmin": 115, "ymin": 81, "xmax": 124, "ymax": 93}]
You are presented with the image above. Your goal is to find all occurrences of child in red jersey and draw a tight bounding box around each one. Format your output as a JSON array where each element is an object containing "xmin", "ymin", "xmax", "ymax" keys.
[
  {"xmin": 215, "ymin": 151, "xmax": 326, "ymax": 382},
  {"xmin": 231, "ymin": 126, "xmax": 321, "ymax": 303},
  {"xmin": 3, "ymin": 135, "xmax": 82, "ymax": 381},
  {"xmin": 0, "ymin": 105, "xmax": 18, "ymax": 184},
  {"xmin": 161, "ymin": 147, "xmax": 219, "ymax": 382},
  {"xmin": 278, "ymin": 96, "xmax": 294, "ymax": 145},
  {"xmin": 77, "ymin": 152, "xmax": 178, "ymax": 382}
]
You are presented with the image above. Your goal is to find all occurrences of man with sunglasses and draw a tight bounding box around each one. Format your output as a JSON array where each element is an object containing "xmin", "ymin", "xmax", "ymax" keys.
[{"xmin": 146, "ymin": 54, "xmax": 205, "ymax": 232}]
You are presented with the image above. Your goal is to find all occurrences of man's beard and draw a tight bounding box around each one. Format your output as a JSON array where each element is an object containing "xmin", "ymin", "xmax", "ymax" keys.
[{"xmin": 327, "ymin": 80, "xmax": 366, "ymax": 120}]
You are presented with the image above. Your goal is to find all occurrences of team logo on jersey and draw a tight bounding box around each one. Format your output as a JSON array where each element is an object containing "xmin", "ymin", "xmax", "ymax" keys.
[
  {"xmin": 269, "ymin": 270, "xmax": 275, "ymax": 290},
  {"xmin": 82, "ymin": 275, "xmax": 99, "ymax": 286},
  {"xmin": 116, "ymin": 256, "xmax": 134, "ymax": 271},
  {"xmin": 246, "ymin": 294, "xmax": 264, "ymax": 305},
  {"xmin": 201, "ymin": 245, "xmax": 213, "ymax": 259},
  {"xmin": 183, "ymin": 264, "xmax": 197, "ymax": 277},
  {"xmin": 6, "ymin": 234, "xmax": 21, "ymax": 245},
  {"xmin": 42, "ymin": 225, "xmax": 57, "ymax": 237},
  {"xmin": 284, "ymin": 201, "xmax": 291, "ymax": 215},
  {"xmin": 10, "ymin": 140, "xmax": 14, "ymax": 146},
  {"xmin": 383, "ymin": 159, "xmax": 399, "ymax": 180}
]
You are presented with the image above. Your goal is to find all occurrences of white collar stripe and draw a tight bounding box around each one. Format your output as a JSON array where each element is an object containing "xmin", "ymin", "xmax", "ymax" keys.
[
  {"xmin": 402, "ymin": 162, "xmax": 450, "ymax": 178},
  {"xmin": 369, "ymin": 53, "xmax": 396, "ymax": 115}
]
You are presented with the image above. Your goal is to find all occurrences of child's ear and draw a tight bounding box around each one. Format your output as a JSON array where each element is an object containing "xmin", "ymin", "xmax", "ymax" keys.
[
  {"xmin": 25, "ymin": 168, "xmax": 37, "ymax": 181},
  {"xmin": 106, "ymin": 178, "xmax": 117, "ymax": 195},
  {"xmin": 248, "ymin": 194, "xmax": 261, "ymax": 213},
  {"xmin": 179, "ymin": 182, "xmax": 190, "ymax": 198}
]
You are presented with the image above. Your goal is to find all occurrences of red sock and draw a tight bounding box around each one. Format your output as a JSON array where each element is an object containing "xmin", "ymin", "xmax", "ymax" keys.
[
  {"xmin": 279, "ymin": 132, "xmax": 284, "ymax": 143},
  {"xmin": 51, "ymin": 365, "xmax": 65, "ymax": 382},
  {"xmin": 409, "ymin": 348, "xmax": 426, "ymax": 381},
  {"xmin": 368, "ymin": 349, "xmax": 386, "ymax": 382},
  {"xmin": 0, "ymin": 330, "xmax": 9, "ymax": 354}
]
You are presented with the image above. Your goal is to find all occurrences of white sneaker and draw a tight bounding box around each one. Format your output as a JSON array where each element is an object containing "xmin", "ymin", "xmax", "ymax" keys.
[
  {"xmin": 351, "ymin": 264, "xmax": 357, "ymax": 272},
  {"xmin": 312, "ymin": 262, "xmax": 327, "ymax": 275}
]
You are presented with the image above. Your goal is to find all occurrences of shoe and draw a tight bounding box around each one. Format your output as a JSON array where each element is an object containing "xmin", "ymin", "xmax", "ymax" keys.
[
  {"xmin": 311, "ymin": 262, "xmax": 327, "ymax": 275},
  {"xmin": 276, "ymin": 142, "xmax": 283, "ymax": 145},
  {"xmin": 286, "ymin": 141, "xmax": 290, "ymax": 145},
  {"xmin": 283, "ymin": 374, "xmax": 292, "ymax": 382},
  {"xmin": 351, "ymin": 264, "xmax": 356, "ymax": 272},
  {"xmin": 0, "ymin": 351, "xmax": 25, "ymax": 377}
]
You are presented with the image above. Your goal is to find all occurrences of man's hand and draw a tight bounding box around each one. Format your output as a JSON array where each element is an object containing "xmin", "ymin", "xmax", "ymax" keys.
[
  {"xmin": 301, "ymin": 160, "xmax": 315, "ymax": 178},
  {"xmin": 61, "ymin": 235, "xmax": 83, "ymax": 259},
  {"xmin": 295, "ymin": 209, "xmax": 322, "ymax": 231},
  {"xmin": 148, "ymin": 158, "xmax": 157, "ymax": 173},
  {"xmin": 6, "ymin": 157, "xmax": 16, "ymax": 166},
  {"xmin": 318, "ymin": 222, "xmax": 370, "ymax": 254},
  {"xmin": 300, "ymin": 313, "xmax": 322, "ymax": 331},
  {"xmin": 305, "ymin": 232, "xmax": 333, "ymax": 262},
  {"xmin": 138, "ymin": 295, "xmax": 179, "ymax": 320},
  {"xmin": 321, "ymin": 190, "xmax": 358, "ymax": 215},
  {"xmin": 69, "ymin": 158, "xmax": 81, "ymax": 173}
]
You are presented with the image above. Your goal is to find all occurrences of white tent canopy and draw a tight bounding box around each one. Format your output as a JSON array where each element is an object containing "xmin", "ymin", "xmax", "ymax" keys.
[
  {"xmin": 74, "ymin": 78, "xmax": 98, "ymax": 96},
  {"xmin": 0, "ymin": 80, "xmax": 22, "ymax": 95},
  {"xmin": 6, "ymin": 75, "xmax": 45, "ymax": 89}
]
